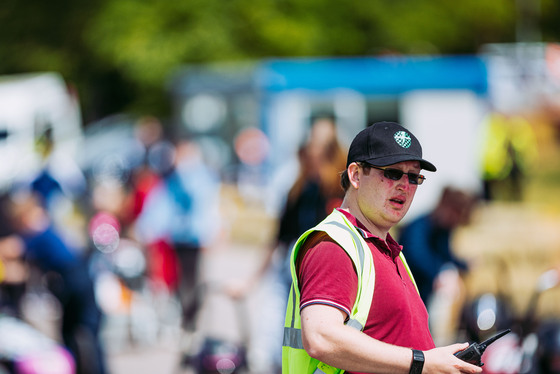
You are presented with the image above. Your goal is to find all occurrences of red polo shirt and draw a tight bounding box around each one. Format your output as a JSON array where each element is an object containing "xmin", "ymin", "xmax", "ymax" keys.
[{"xmin": 297, "ymin": 209, "xmax": 435, "ymax": 370}]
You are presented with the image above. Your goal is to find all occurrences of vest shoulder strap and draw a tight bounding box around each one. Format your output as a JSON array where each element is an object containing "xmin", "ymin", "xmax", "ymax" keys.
[{"xmin": 307, "ymin": 210, "xmax": 376, "ymax": 329}]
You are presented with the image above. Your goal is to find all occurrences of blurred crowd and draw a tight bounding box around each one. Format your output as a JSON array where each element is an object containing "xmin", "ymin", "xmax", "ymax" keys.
[{"xmin": 0, "ymin": 115, "xmax": 224, "ymax": 374}]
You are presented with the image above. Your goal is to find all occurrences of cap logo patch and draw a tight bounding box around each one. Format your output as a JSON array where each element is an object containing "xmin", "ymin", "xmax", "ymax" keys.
[{"xmin": 394, "ymin": 131, "xmax": 411, "ymax": 148}]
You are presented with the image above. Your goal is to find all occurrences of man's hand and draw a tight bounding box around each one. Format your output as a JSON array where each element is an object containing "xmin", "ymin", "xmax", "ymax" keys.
[{"xmin": 423, "ymin": 344, "xmax": 483, "ymax": 374}]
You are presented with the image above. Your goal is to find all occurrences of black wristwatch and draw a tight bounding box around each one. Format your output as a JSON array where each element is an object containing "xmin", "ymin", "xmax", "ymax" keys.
[{"xmin": 409, "ymin": 349, "xmax": 425, "ymax": 374}]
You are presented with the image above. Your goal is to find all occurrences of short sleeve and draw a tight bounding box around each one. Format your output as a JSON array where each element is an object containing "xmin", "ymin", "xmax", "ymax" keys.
[{"xmin": 298, "ymin": 234, "xmax": 359, "ymax": 318}]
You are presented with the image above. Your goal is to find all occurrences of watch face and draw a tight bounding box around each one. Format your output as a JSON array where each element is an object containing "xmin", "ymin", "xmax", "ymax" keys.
[{"xmin": 413, "ymin": 350, "xmax": 425, "ymax": 362}]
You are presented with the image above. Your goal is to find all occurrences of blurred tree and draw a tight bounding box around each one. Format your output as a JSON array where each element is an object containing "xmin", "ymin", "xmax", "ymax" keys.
[
  {"xmin": 0, "ymin": 0, "xmax": 559, "ymax": 122},
  {"xmin": 0, "ymin": 0, "xmax": 132, "ymax": 121}
]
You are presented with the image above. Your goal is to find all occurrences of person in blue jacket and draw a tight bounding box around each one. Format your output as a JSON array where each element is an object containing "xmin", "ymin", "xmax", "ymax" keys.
[
  {"xmin": 398, "ymin": 186, "xmax": 477, "ymax": 305},
  {"xmin": 1, "ymin": 191, "xmax": 107, "ymax": 374}
]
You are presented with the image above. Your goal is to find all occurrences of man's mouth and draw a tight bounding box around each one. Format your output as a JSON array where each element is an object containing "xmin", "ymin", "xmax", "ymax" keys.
[{"xmin": 390, "ymin": 198, "xmax": 405, "ymax": 205}]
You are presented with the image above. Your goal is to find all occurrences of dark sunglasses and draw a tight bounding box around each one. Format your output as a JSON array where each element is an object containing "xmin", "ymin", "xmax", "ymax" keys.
[{"xmin": 368, "ymin": 165, "xmax": 426, "ymax": 185}]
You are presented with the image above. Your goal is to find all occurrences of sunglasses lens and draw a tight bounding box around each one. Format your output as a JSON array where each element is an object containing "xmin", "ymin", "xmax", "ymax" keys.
[
  {"xmin": 383, "ymin": 169, "xmax": 404, "ymax": 181},
  {"xmin": 372, "ymin": 165, "xmax": 425, "ymax": 185},
  {"xmin": 409, "ymin": 174, "xmax": 425, "ymax": 185}
]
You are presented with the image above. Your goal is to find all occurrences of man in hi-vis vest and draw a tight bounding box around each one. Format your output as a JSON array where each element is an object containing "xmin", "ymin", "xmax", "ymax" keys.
[{"xmin": 282, "ymin": 122, "xmax": 482, "ymax": 374}]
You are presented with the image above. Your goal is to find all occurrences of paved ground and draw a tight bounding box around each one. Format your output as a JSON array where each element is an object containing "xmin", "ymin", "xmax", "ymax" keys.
[
  {"xmin": 104, "ymin": 242, "xmax": 268, "ymax": 374},
  {"xmin": 108, "ymin": 345, "xmax": 183, "ymax": 374}
]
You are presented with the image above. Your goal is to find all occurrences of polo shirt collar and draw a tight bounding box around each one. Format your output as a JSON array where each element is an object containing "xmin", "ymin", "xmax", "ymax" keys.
[{"xmin": 336, "ymin": 208, "xmax": 403, "ymax": 259}]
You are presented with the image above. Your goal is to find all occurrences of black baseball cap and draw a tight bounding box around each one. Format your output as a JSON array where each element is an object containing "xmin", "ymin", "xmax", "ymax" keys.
[{"xmin": 346, "ymin": 121, "xmax": 436, "ymax": 172}]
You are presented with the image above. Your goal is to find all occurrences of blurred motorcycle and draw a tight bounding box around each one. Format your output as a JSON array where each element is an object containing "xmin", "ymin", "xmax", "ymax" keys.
[
  {"xmin": 460, "ymin": 268, "xmax": 560, "ymax": 374},
  {"xmin": 180, "ymin": 282, "xmax": 249, "ymax": 374}
]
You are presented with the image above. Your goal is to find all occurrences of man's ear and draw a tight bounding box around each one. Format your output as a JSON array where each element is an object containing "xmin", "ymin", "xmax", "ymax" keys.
[{"xmin": 348, "ymin": 163, "xmax": 361, "ymax": 189}]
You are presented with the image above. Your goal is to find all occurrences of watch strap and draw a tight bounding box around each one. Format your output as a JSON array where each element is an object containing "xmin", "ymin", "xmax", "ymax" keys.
[{"xmin": 409, "ymin": 349, "xmax": 425, "ymax": 374}]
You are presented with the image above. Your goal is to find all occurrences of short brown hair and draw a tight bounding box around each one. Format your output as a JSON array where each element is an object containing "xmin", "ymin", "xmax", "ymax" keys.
[{"xmin": 340, "ymin": 162, "xmax": 372, "ymax": 192}]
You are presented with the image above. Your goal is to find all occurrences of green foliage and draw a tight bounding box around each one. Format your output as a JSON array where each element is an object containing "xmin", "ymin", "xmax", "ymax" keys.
[{"xmin": 0, "ymin": 0, "xmax": 556, "ymax": 120}]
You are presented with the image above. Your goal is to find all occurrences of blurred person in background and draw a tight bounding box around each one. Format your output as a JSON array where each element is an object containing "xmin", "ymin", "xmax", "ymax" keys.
[
  {"xmin": 86, "ymin": 116, "xmax": 174, "ymax": 293},
  {"xmin": 227, "ymin": 116, "xmax": 346, "ymax": 374},
  {"xmin": 84, "ymin": 117, "xmax": 179, "ymax": 350},
  {"xmin": 479, "ymin": 112, "xmax": 538, "ymax": 202},
  {"xmin": 30, "ymin": 126, "xmax": 87, "ymax": 206},
  {"xmin": 28, "ymin": 126, "xmax": 88, "ymax": 248},
  {"xmin": 279, "ymin": 116, "xmax": 348, "ymax": 234},
  {"xmin": 398, "ymin": 186, "xmax": 477, "ymax": 306},
  {"xmin": 119, "ymin": 117, "xmax": 176, "ymax": 294},
  {"xmin": 0, "ymin": 191, "xmax": 107, "ymax": 374},
  {"xmin": 397, "ymin": 186, "xmax": 477, "ymax": 345},
  {"xmin": 122, "ymin": 116, "xmax": 165, "ymax": 230},
  {"xmin": 134, "ymin": 137, "xmax": 222, "ymax": 346}
]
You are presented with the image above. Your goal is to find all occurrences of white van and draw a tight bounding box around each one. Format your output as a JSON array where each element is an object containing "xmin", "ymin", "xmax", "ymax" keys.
[{"xmin": 0, "ymin": 72, "xmax": 83, "ymax": 191}]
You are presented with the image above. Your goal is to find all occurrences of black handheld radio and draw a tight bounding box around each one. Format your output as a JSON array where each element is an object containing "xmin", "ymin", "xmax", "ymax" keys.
[{"xmin": 454, "ymin": 329, "xmax": 511, "ymax": 366}]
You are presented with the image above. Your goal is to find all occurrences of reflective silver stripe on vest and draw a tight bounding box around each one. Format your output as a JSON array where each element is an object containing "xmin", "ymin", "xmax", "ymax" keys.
[
  {"xmin": 283, "ymin": 318, "xmax": 363, "ymax": 350},
  {"xmin": 345, "ymin": 318, "xmax": 364, "ymax": 331},
  {"xmin": 313, "ymin": 368, "xmax": 327, "ymax": 374},
  {"xmin": 283, "ymin": 326, "xmax": 304, "ymax": 349},
  {"xmin": 283, "ymin": 284, "xmax": 304, "ymax": 349}
]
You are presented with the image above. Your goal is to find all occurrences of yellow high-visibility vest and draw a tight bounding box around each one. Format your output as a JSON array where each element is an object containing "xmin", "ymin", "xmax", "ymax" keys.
[{"xmin": 282, "ymin": 209, "xmax": 417, "ymax": 374}]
